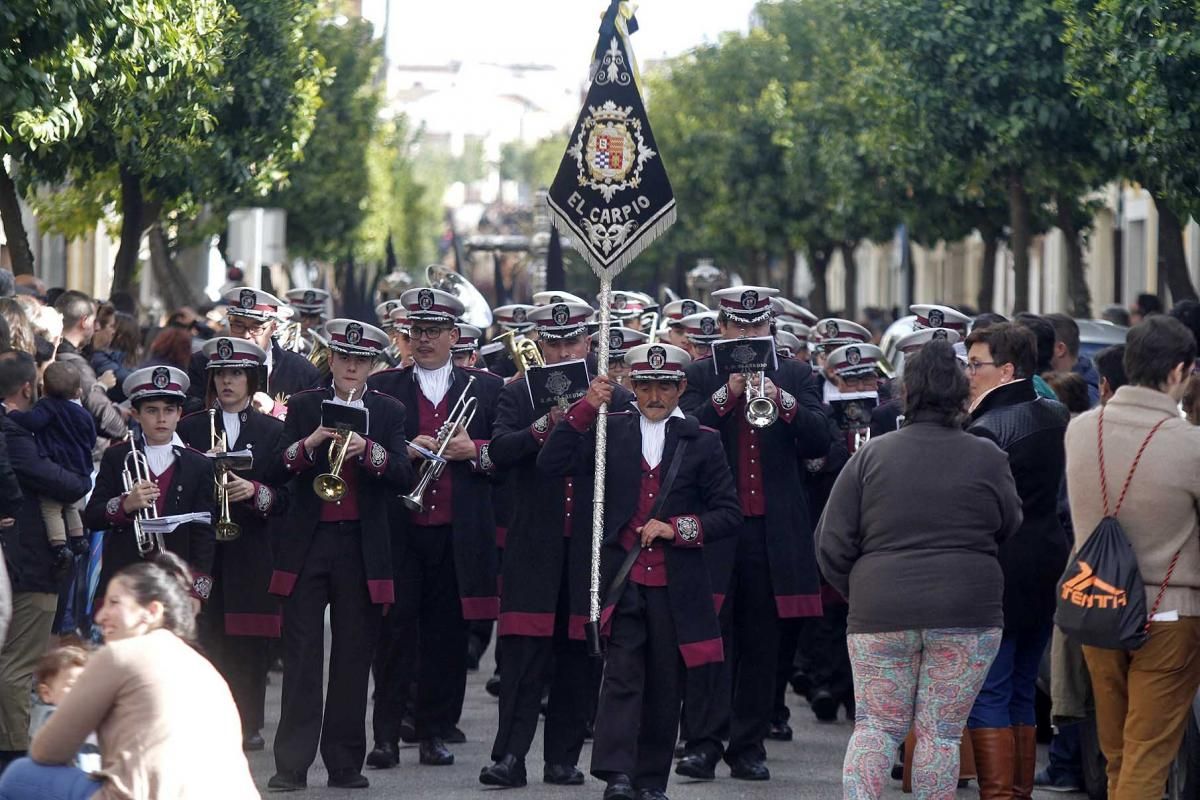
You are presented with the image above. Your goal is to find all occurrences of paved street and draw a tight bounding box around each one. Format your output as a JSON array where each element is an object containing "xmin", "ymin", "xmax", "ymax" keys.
[{"xmin": 247, "ymin": 639, "xmax": 1070, "ymax": 799}]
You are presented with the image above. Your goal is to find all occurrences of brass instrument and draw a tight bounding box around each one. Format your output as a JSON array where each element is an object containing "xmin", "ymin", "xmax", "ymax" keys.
[
  {"xmin": 122, "ymin": 432, "xmax": 165, "ymax": 557},
  {"xmin": 426, "ymin": 264, "xmax": 494, "ymax": 329},
  {"xmin": 640, "ymin": 311, "xmax": 661, "ymax": 343},
  {"xmin": 307, "ymin": 330, "xmax": 331, "ymax": 376},
  {"xmin": 495, "ymin": 329, "xmax": 544, "ymax": 376},
  {"xmin": 745, "ymin": 371, "xmax": 779, "ymax": 428},
  {"xmin": 209, "ymin": 409, "xmax": 241, "ymax": 542},
  {"xmin": 313, "ymin": 386, "xmax": 360, "ymax": 503},
  {"xmin": 402, "ymin": 376, "xmax": 478, "ymax": 512}
]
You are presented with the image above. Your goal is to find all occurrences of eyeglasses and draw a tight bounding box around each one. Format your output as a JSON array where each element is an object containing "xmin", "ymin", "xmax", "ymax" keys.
[
  {"xmin": 409, "ymin": 325, "xmax": 450, "ymax": 340},
  {"xmin": 229, "ymin": 318, "xmax": 268, "ymax": 337},
  {"xmin": 965, "ymin": 360, "xmax": 996, "ymax": 375}
]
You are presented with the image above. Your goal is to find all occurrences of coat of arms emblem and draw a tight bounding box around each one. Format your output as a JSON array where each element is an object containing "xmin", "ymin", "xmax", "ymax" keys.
[
  {"xmin": 552, "ymin": 304, "xmax": 570, "ymax": 327},
  {"xmin": 928, "ymin": 309, "xmax": 945, "ymax": 329},
  {"xmin": 417, "ymin": 289, "xmax": 434, "ymax": 311},
  {"xmin": 217, "ymin": 339, "xmax": 234, "ymax": 361},
  {"xmin": 152, "ymin": 367, "xmax": 171, "ymax": 389},
  {"xmin": 346, "ymin": 323, "xmax": 363, "ymax": 345},
  {"xmin": 648, "ymin": 346, "xmax": 666, "ymax": 370}
]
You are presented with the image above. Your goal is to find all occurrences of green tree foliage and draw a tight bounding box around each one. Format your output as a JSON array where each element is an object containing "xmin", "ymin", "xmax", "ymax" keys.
[{"xmin": 359, "ymin": 115, "xmax": 440, "ymax": 269}]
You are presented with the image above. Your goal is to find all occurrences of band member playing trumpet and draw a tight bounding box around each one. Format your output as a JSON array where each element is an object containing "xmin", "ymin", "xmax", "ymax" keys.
[
  {"xmin": 676, "ymin": 286, "xmax": 831, "ymax": 783},
  {"xmin": 367, "ymin": 287, "xmax": 503, "ymax": 770},
  {"xmin": 177, "ymin": 337, "xmax": 287, "ymax": 751},
  {"xmin": 537, "ymin": 343, "xmax": 742, "ymax": 800},
  {"xmin": 264, "ymin": 319, "xmax": 412, "ymax": 792},
  {"xmin": 84, "ymin": 366, "xmax": 217, "ymax": 618}
]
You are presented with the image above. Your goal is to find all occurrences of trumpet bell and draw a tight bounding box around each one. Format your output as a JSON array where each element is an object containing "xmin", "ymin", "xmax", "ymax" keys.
[
  {"xmin": 400, "ymin": 491, "xmax": 424, "ymax": 513},
  {"xmin": 746, "ymin": 396, "xmax": 778, "ymax": 428},
  {"xmin": 313, "ymin": 473, "xmax": 348, "ymax": 503},
  {"xmin": 215, "ymin": 521, "xmax": 241, "ymax": 542}
]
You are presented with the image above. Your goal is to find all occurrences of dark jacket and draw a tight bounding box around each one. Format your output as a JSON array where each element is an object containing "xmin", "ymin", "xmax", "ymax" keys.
[
  {"xmin": 178, "ymin": 407, "xmax": 288, "ymax": 636},
  {"xmin": 816, "ymin": 416, "xmax": 1023, "ymax": 633},
  {"xmin": 83, "ymin": 439, "xmax": 218, "ymax": 602},
  {"xmin": 9, "ymin": 396, "xmax": 96, "ymax": 477},
  {"xmin": 264, "ymin": 387, "xmax": 413, "ymax": 606},
  {"xmin": 490, "ymin": 377, "xmax": 635, "ymax": 639},
  {"xmin": 680, "ymin": 356, "xmax": 832, "ymax": 617},
  {"xmin": 55, "ymin": 340, "xmax": 126, "ymax": 442},
  {"xmin": 186, "ymin": 340, "xmax": 322, "ymax": 414},
  {"xmin": 1073, "ymin": 354, "xmax": 1101, "ymax": 408},
  {"xmin": 368, "ymin": 364, "xmax": 504, "ymax": 619},
  {"xmin": 538, "ymin": 403, "xmax": 742, "ymax": 666},
  {"xmin": 90, "ymin": 349, "xmax": 134, "ymax": 400},
  {"xmin": 969, "ymin": 380, "xmax": 1070, "ymax": 632}
]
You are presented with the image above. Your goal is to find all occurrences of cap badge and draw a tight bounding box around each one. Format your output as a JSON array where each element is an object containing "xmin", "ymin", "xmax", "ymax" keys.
[
  {"xmin": 932, "ymin": 329, "xmax": 948, "ymax": 341},
  {"xmin": 304, "ymin": 290, "xmax": 317, "ymax": 306},
  {"xmin": 846, "ymin": 346, "xmax": 862, "ymax": 366},
  {"xmin": 648, "ymin": 346, "xmax": 667, "ymax": 370},
  {"xmin": 740, "ymin": 290, "xmax": 759, "ymax": 310},
  {"xmin": 345, "ymin": 323, "xmax": 363, "ymax": 345},
  {"xmin": 513, "ymin": 307, "xmax": 527, "ymax": 323},
  {"xmin": 417, "ymin": 289, "xmax": 434, "ymax": 311},
  {"xmin": 552, "ymin": 304, "xmax": 570, "ymax": 327},
  {"xmin": 216, "ymin": 338, "xmax": 234, "ymax": 361},
  {"xmin": 928, "ymin": 309, "xmax": 945, "ymax": 328},
  {"xmin": 152, "ymin": 367, "xmax": 171, "ymax": 389},
  {"xmin": 682, "ymin": 300, "xmax": 696, "ymax": 316},
  {"xmin": 609, "ymin": 331, "xmax": 624, "ymax": 351},
  {"xmin": 700, "ymin": 317, "xmax": 716, "ymax": 335},
  {"xmin": 824, "ymin": 320, "xmax": 840, "ymax": 338},
  {"xmin": 239, "ymin": 288, "xmax": 256, "ymax": 310},
  {"xmin": 614, "ymin": 294, "xmax": 627, "ymax": 310}
]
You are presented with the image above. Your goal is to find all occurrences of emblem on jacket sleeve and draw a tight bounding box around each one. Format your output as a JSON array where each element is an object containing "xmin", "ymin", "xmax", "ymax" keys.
[
  {"xmin": 780, "ymin": 389, "xmax": 796, "ymax": 411},
  {"xmin": 106, "ymin": 496, "xmax": 122, "ymax": 517},
  {"xmin": 370, "ymin": 442, "xmax": 386, "ymax": 468},
  {"xmin": 286, "ymin": 441, "xmax": 300, "ymax": 463},
  {"xmin": 193, "ymin": 575, "xmax": 213, "ymax": 600},
  {"xmin": 479, "ymin": 443, "xmax": 494, "ymax": 472},
  {"xmin": 677, "ymin": 516, "xmax": 700, "ymax": 542},
  {"xmin": 533, "ymin": 414, "xmax": 550, "ymax": 434},
  {"xmin": 713, "ymin": 385, "xmax": 729, "ymax": 406},
  {"xmin": 255, "ymin": 484, "xmax": 272, "ymax": 513}
]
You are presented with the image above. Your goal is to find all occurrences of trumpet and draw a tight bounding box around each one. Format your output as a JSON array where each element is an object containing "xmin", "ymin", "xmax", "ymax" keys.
[
  {"xmin": 313, "ymin": 386, "xmax": 359, "ymax": 503},
  {"xmin": 209, "ymin": 409, "xmax": 241, "ymax": 542},
  {"xmin": 402, "ymin": 376, "xmax": 477, "ymax": 512},
  {"xmin": 122, "ymin": 431, "xmax": 165, "ymax": 557},
  {"xmin": 745, "ymin": 371, "xmax": 779, "ymax": 428},
  {"xmin": 495, "ymin": 329, "xmax": 544, "ymax": 376},
  {"xmin": 640, "ymin": 311, "xmax": 661, "ymax": 343}
]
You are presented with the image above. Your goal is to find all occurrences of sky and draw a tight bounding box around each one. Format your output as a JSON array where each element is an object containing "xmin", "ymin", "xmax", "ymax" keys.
[{"xmin": 361, "ymin": 0, "xmax": 760, "ymax": 78}]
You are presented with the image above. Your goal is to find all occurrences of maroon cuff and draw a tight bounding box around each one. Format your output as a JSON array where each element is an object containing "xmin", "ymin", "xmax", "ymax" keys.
[
  {"xmin": 530, "ymin": 414, "xmax": 552, "ymax": 445},
  {"xmin": 358, "ymin": 437, "xmax": 389, "ymax": 477},
  {"xmin": 192, "ymin": 573, "xmax": 214, "ymax": 601},
  {"xmin": 566, "ymin": 397, "xmax": 599, "ymax": 432},
  {"xmin": 104, "ymin": 495, "xmax": 133, "ymax": 526},
  {"xmin": 283, "ymin": 438, "xmax": 314, "ymax": 473},
  {"xmin": 671, "ymin": 515, "xmax": 703, "ymax": 547},
  {"xmin": 249, "ymin": 481, "xmax": 275, "ymax": 517},
  {"xmin": 778, "ymin": 389, "xmax": 798, "ymax": 424},
  {"xmin": 711, "ymin": 384, "xmax": 737, "ymax": 417}
]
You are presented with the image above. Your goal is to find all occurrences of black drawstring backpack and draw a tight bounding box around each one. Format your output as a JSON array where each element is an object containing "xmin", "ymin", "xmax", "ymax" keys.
[{"xmin": 1055, "ymin": 410, "xmax": 1181, "ymax": 651}]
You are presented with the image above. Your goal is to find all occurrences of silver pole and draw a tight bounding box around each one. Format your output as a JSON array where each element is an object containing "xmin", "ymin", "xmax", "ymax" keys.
[{"xmin": 590, "ymin": 274, "xmax": 612, "ymax": 632}]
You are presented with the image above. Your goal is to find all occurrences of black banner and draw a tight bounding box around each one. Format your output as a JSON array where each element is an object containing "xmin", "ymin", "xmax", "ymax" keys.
[
  {"xmin": 711, "ymin": 337, "xmax": 778, "ymax": 375},
  {"xmin": 321, "ymin": 401, "xmax": 369, "ymax": 435},
  {"xmin": 829, "ymin": 393, "xmax": 879, "ymax": 430},
  {"xmin": 527, "ymin": 359, "xmax": 592, "ymax": 416}
]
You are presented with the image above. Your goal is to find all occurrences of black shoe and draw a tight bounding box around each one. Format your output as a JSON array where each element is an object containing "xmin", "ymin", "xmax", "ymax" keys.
[
  {"xmin": 485, "ymin": 674, "xmax": 502, "ymax": 698},
  {"xmin": 673, "ymin": 741, "xmax": 685, "ymax": 758},
  {"xmin": 544, "ymin": 763, "xmax": 584, "ymax": 785},
  {"xmin": 638, "ymin": 790, "xmax": 669, "ymax": 800},
  {"xmin": 811, "ymin": 689, "xmax": 839, "ymax": 722},
  {"xmin": 327, "ymin": 769, "xmax": 369, "ymax": 789},
  {"xmin": 789, "ymin": 670, "xmax": 812, "ymax": 699},
  {"xmin": 242, "ymin": 731, "xmax": 266, "ymax": 751},
  {"xmin": 480, "ymin": 754, "xmax": 527, "ymax": 788},
  {"xmin": 466, "ymin": 640, "xmax": 484, "ymax": 671},
  {"xmin": 675, "ymin": 749, "xmax": 718, "ymax": 781},
  {"xmin": 728, "ymin": 754, "xmax": 770, "ymax": 781},
  {"xmin": 267, "ymin": 771, "xmax": 307, "ymax": 792},
  {"xmin": 767, "ymin": 720, "xmax": 793, "ymax": 741},
  {"xmin": 445, "ymin": 726, "xmax": 467, "ymax": 744},
  {"xmin": 419, "ymin": 738, "xmax": 454, "ymax": 766},
  {"xmin": 603, "ymin": 774, "xmax": 636, "ymax": 800},
  {"xmin": 366, "ymin": 742, "xmax": 399, "ymax": 769},
  {"xmin": 398, "ymin": 716, "xmax": 418, "ymax": 744},
  {"xmin": 584, "ymin": 720, "xmax": 594, "ymax": 741}
]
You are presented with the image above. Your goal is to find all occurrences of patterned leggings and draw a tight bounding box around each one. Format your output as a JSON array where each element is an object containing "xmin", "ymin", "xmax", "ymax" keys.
[{"xmin": 843, "ymin": 627, "xmax": 1002, "ymax": 799}]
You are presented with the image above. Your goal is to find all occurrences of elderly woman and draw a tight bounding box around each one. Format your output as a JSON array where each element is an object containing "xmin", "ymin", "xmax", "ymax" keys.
[
  {"xmin": 0, "ymin": 553, "xmax": 258, "ymax": 800},
  {"xmin": 815, "ymin": 341, "xmax": 1023, "ymax": 799}
]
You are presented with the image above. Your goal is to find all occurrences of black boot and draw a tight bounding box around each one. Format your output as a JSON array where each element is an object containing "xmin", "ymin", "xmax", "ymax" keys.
[
  {"xmin": 419, "ymin": 737, "xmax": 454, "ymax": 766},
  {"xmin": 544, "ymin": 763, "xmax": 584, "ymax": 785},
  {"xmin": 479, "ymin": 754, "xmax": 527, "ymax": 787},
  {"xmin": 366, "ymin": 742, "xmax": 399, "ymax": 769}
]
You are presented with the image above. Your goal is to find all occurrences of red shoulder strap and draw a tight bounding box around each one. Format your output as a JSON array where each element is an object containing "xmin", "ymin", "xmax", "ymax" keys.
[{"xmin": 1097, "ymin": 407, "xmax": 1168, "ymax": 518}]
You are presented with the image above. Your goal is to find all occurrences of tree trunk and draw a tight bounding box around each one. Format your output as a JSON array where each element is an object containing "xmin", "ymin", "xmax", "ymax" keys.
[
  {"xmin": 1056, "ymin": 197, "xmax": 1092, "ymax": 318},
  {"xmin": 977, "ymin": 232, "xmax": 999, "ymax": 314},
  {"xmin": 147, "ymin": 218, "xmax": 198, "ymax": 310},
  {"xmin": 1008, "ymin": 172, "xmax": 1032, "ymax": 313},
  {"xmin": 839, "ymin": 241, "xmax": 859, "ymax": 319},
  {"xmin": 787, "ymin": 248, "xmax": 800, "ymax": 299},
  {"xmin": 0, "ymin": 161, "xmax": 35, "ymax": 276},
  {"xmin": 112, "ymin": 166, "xmax": 145, "ymax": 293},
  {"xmin": 808, "ymin": 245, "xmax": 831, "ymax": 317},
  {"xmin": 1156, "ymin": 202, "xmax": 1198, "ymax": 303}
]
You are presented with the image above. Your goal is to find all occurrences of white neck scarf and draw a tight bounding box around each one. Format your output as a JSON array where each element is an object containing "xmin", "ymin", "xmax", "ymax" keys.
[
  {"xmin": 638, "ymin": 406, "xmax": 684, "ymax": 469},
  {"xmin": 329, "ymin": 386, "xmax": 366, "ymax": 409},
  {"xmin": 143, "ymin": 432, "xmax": 184, "ymax": 477},
  {"xmin": 416, "ymin": 361, "xmax": 453, "ymax": 407},
  {"xmin": 221, "ymin": 409, "xmax": 242, "ymax": 448}
]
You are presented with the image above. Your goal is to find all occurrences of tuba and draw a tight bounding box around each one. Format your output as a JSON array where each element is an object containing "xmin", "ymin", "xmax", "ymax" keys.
[
  {"xmin": 402, "ymin": 376, "xmax": 477, "ymax": 512},
  {"xmin": 313, "ymin": 386, "xmax": 359, "ymax": 503},
  {"xmin": 426, "ymin": 264, "xmax": 493, "ymax": 329},
  {"xmin": 209, "ymin": 409, "xmax": 241, "ymax": 542},
  {"xmin": 122, "ymin": 432, "xmax": 165, "ymax": 557},
  {"xmin": 494, "ymin": 329, "xmax": 544, "ymax": 376}
]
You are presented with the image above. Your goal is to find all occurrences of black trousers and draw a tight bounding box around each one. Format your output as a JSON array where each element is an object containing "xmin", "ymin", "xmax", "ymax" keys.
[
  {"xmin": 773, "ymin": 618, "xmax": 804, "ymax": 723},
  {"xmin": 726, "ymin": 518, "xmax": 779, "ymax": 762},
  {"xmin": 201, "ymin": 614, "xmax": 271, "ymax": 733},
  {"xmin": 491, "ymin": 543, "xmax": 591, "ymax": 765},
  {"xmin": 380, "ymin": 524, "xmax": 467, "ymax": 741},
  {"xmin": 274, "ymin": 522, "xmax": 382, "ymax": 775},
  {"xmin": 590, "ymin": 583, "xmax": 684, "ymax": 793},
  {"xmin": 680, "ymin": 594, "xmax": 732, "ymax": 758},
  {"xmin": 795, "ymin": 601, "xmax": 852, "ymax": 704}
]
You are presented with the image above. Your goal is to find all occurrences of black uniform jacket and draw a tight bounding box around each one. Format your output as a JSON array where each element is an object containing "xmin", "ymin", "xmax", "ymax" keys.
[
  {"xmin": 187, "ymin": 340, "xmax": 322, "ymax": 413},
  {"xmin": 680, "ymin": 356, "xmax": 832, "ymax": 618},
  {"xmin": 264, "ymin": 387, "xmax": 413, "ymax": 606},
  {"xmin": 969, "ymin": 379, "xmax": 1070, "ymax": 633},
  {"xmin": 538, "ymin": 402, "xmax": 742, "ymax": 668},
  {"xmin": 1, "ymin": 413, "xmax": 87, "ymax": 595},
  {"xmin": 178, "ymin": 407, "xmax": 288, "ymax": 636},
  {"xmin": 490, "ymin": 377, "xmax": 634, "ymax": 640},
  {"xmin": 368, "ymin": 364, "xmax": 504, "ymax": 620},
  {"xmin": 84, "ymin": 438, "xmax": 217, "ymax": 603}
]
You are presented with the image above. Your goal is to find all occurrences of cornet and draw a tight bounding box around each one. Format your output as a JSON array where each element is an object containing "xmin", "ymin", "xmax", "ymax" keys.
[
  {"xmin": 209, "ymin": 409, "xmax": 241, "ymax": 542},
  {"xmin": 122, "ymin": 431, "xmax": 165, "ymax": 557},
  {"xmin": 745, "ymin": 371, "xmax": 779, "ymax": 428},
  {"xmin": 313, "ymin": 386, "xmax": 359, "ymax": 503},
  {"xmin": 402, "ymin": 376, "xmax": 477, "ymax": 512},
  {"xmin": 495, "ymin": 329, "xmax": 544, "ymax": 376}
]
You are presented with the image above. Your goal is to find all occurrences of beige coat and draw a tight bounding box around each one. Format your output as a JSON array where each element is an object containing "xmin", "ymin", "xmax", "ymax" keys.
[
  {"xmin": 1065, "ymin": 385, "xmax": 1200, "ymax": 617},
  {"xmin": 30, "ymin": 628, "xmax": 258, "ymax": 800}
]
